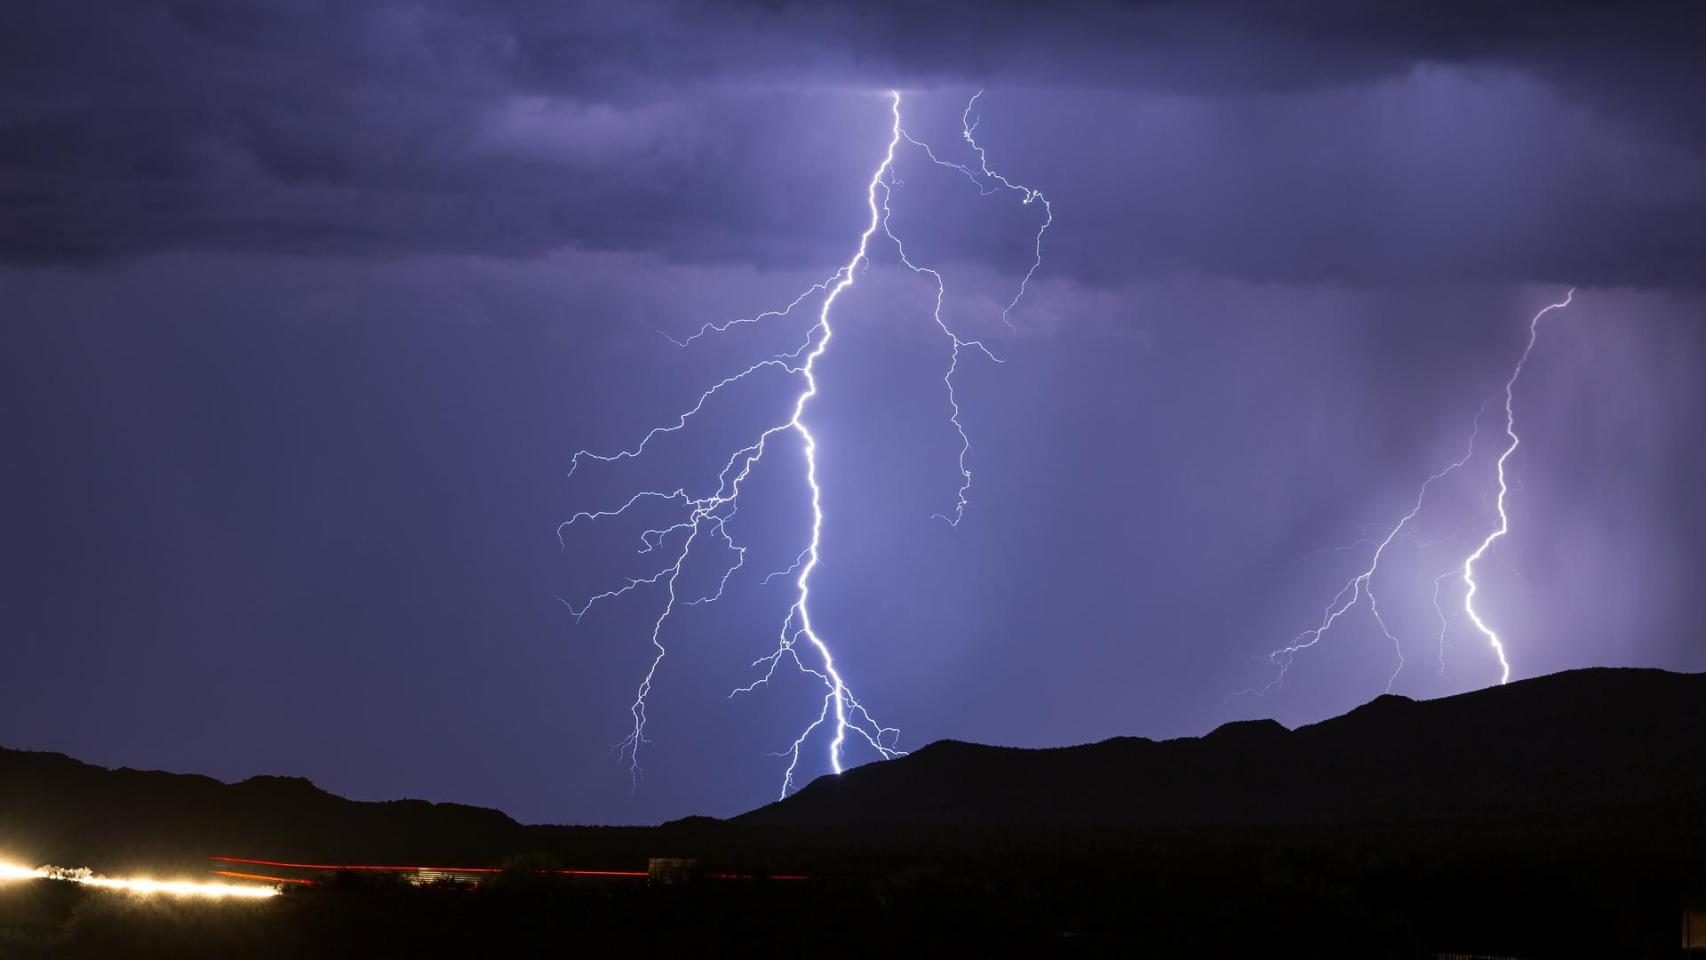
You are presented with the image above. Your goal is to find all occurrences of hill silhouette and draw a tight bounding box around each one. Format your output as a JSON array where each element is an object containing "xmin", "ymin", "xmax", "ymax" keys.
[
  {"xmin": 3, "ymin": 667, "xmax": 1702, "ymax": 870},
  {"xmin": 0, "ymin": 747, "xmax": 529, "ymax": 874},
  {"xmin": 4, "ymin": 667, "xmax": 1706, "ymax": 956},
  {"xmin": 738, "ymin": 667, "xmax": 1706, "ymax": 830}
]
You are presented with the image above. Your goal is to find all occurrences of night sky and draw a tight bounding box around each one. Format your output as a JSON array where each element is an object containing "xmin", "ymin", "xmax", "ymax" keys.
[{"xmin": 3, "ymin": 1, "xmax": 1704, "ymax": 826}]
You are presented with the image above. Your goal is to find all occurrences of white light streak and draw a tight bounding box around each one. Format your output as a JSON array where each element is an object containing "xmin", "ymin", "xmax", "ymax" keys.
[{"xmin": 0, "ymin": 861, "xmax": 279, "ymax": 898}]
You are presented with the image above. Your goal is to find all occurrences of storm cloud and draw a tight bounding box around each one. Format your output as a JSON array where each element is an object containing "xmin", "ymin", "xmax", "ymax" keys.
[{"xmin": 2, "ymin": 0, "xmax": 1702, "ymax": 285}]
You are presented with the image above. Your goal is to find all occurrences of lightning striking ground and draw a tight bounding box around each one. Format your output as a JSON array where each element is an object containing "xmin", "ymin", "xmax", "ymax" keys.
[
  {"xmin": 1461, "ymin": 288, "xmax": 1575, "ymax": 684},
  {"xmin": 1256, "ymin": 291, "xmax": 1575, "ymax": 695},
  {"xmin": 560, "ymin": 91, "xmax": 1051, "ymax": 796}
]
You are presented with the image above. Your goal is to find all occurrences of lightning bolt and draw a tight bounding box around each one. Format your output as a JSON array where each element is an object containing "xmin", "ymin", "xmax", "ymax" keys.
[
  {"xmin": 1255, "ymin": 290, "xmax": 1575, "ymax": 695},
  {"xmin": 560, "ymin": 91, "xmax": 1050, "ymax": 796},
  {"xmin": 897, "ymin": 91, "xmax": 1053, "ymax": 525},
  {"xmin": 1461, "ymin": 288, "xmax": 1575, "ymax": 684},
  {"xmin": 1258, "ymin": 424, "xmax": 1485, "ymax": 695}
]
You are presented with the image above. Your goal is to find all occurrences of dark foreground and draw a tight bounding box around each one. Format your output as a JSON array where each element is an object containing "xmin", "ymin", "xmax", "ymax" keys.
[
  {"xmin": 3, "ymin": 668, "xmax": 1705, "ymax": 957},
  {"xmin": 1, "ymin": 826, "xmax": 1701, "ymax": 959}
]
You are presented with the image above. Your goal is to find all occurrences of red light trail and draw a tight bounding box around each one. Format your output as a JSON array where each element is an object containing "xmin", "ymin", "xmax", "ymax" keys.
[{"xmin": 209, "ymin": 856, "xmax": 808, "ymax": 882}]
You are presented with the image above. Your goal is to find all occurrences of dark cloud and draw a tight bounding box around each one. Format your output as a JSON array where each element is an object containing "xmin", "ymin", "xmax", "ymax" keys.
[{"xmin": 1, "ymin": 0, "xmax": 1702, "ymax": 281}]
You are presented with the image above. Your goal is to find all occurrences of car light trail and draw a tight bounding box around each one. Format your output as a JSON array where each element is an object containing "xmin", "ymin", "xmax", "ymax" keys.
[
  {"xmin": 209, "ymin": 856, "xmax": 810, "ymax": 882},
  {"xmin": 210, "ymin": 869, "xmax": 316, "ymax": 885},
  {"xmin": 0, "ymin": 860, "xmax": 280, "ymax": 898}
]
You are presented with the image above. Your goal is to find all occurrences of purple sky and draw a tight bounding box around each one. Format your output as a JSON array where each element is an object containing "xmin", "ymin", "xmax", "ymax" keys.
[{"xmin": 2, "ymin": 1, "xmax": 1703, "ymax": 825}]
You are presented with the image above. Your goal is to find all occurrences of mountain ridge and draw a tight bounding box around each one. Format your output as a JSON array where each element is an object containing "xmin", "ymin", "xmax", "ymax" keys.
[
  {"xmin": 736, "ymin": 666, "xmax": 1706, "ymax": 828},
  {"xmin": 3, "ymin": 666, "xmax": 1702, "ymax": 869}
]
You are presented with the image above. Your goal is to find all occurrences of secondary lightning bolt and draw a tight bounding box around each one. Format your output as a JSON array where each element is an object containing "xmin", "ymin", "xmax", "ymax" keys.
[
  {"xmin": 560, "ymin": 91, "xmax": 1051, "ymax": 796},
  {"xmin": 1461, "ymin": 288, "xmax": 1574, "ymax": 684},
  {"xmin": 1256, "ymin": 290, "xmax": 1574, "ymax": 695}
]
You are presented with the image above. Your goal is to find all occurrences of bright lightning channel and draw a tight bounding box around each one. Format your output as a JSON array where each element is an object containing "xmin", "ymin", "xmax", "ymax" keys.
[
  {"xmin": 1462, "ymin": 288, "xmax": 1574, "ymax": 684},
  {"xmin": 1257, "ymin": 290, "xmax": 1574, "ymax": 695},
  {"xmin": 560, "ymin": 91, "xmax": 1051, "ymax": 797}
]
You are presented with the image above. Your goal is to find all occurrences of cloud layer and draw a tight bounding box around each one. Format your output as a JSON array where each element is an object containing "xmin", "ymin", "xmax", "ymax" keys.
[{"xmin": 2, "ymin": 1, "xmax": 1702, "ymax": 285}]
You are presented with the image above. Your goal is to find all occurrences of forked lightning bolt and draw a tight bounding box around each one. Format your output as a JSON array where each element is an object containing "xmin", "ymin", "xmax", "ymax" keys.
[
  {"xmin": 897, "ymin": 91, "xmax": 1052, "ymax": 523},
  {"xmin": 560, "ymin": 91, "xmax": 1051, "ymax": 796},
  {"xmin": 1257, "ymin": 290, "xmax": 1574, "ymax": 695}
]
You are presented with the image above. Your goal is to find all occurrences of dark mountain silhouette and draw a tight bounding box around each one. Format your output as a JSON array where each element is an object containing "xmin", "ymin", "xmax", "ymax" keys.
[
  {"xmin": 738, "ymin": 667, "xmax": 1706, "ymax": 829},
  {"xmin": 4, "ymin": 667, "xmax": 1706, "ymax": 956},
  {"xmin": 0, "ymin": 747, "xmax": 529, "ymax": 873},
  {"xmin": 3, "ymin": 667, "xmax": 1704, "ymax": 869}
]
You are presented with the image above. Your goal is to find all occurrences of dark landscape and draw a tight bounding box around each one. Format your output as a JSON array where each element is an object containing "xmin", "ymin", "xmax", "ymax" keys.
[{"xmin": 3, "ymin": 667, "xmax": 1704, "ymax": 956}]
